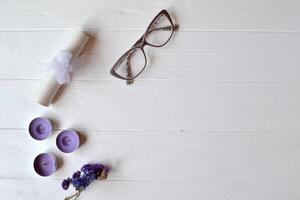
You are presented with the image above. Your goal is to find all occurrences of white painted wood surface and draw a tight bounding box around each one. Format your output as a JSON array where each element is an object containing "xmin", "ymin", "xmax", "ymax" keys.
[{"xmin": 0, "ymin": 0, "xmax": 300, "ymax": 199}]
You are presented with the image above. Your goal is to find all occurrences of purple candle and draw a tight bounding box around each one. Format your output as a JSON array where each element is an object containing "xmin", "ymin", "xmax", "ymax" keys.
[
  {"xmin": 34, "ymin": 153, "xmax": 57, "ymax": 176},
  {"xmin": 29, "ymin": 117, "xmax": 52, "ymax": 140},
  {"xmin": 56, "ymin": 130, "xmax": 80, "ymax": 153}
]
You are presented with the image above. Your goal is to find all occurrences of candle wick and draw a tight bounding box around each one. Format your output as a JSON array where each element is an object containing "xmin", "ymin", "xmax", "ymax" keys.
[
  {"xmin": 37, "ymin": 125, "xmax": 45, "ymax": 134},
  {"xmin": 62, "ymin": 136, "xmax": 71, "ymax": 146}
]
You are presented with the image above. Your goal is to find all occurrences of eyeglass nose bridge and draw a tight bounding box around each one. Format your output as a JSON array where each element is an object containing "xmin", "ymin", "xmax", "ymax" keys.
[{"xmin": 132, "ymin": 36, "xmax": 147, "ymax": 49}]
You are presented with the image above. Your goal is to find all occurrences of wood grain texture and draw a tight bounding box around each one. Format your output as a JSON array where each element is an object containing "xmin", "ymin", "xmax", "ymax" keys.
[
  {"xmin": 0, "ymin": 0, "xmax": 300, "ymax": 31},
  {"xmin": 1, "ymin": 129, "xmax": 300, "ymax": 180},
  {"xmin": 1, "ymin": 31, "xmax": 300, "ymax": 81},
  {"xmin": 0, "ymin": 0, "xmax": 300, "ymax": 199},
  {"xmin": 1, "ymin": 80, "xmax": 300, "ymax": 131},
  {"xmin": 1, "ymin": 179, "xmax": 300, "ymax": 200}
]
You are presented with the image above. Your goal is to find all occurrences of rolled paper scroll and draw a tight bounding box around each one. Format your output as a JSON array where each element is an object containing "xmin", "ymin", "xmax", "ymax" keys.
[{"xmin": 33, "ymin": 31, "xmax": 90, "ymax": 106}]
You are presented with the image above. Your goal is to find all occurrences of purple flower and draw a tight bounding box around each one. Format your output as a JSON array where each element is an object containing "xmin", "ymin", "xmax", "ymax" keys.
[
  {"xmin": 93, "ymin": 163, "xmax": 103, "ymax": 171},
  {"xmin": 62, "ymin": 179, "xmax": 70, "ymax": 190},
  {"xmin": 71, "ymin": 177, "xmax": 89, "ymax": 189},
  {"xmin": 81, "ymin": 163, "xmax": 105, "ymax": 172},
  {"xmin": 62, "ymin": 163, "xmax": 110, "ymax": 191},
  {"xmin": 84, "ymin": 170, "xmax": 97, "ymax": 182},
  {"xmin": 72, "ymin": 171, "xmax": 81, "ymax": 179},
  {"xmin": 81, "ymin": 164, "xmax": 92, "ymax": 172},
  {"xmin": 102, "ymin": 166, "xmax": 110, "ymax": 174}
]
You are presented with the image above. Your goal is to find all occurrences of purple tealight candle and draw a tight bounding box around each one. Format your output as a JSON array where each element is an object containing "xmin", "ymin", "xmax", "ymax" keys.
[
  {"xmin": 34, "ymin": 153, "xmax": 57, "ymax": 176},
  {"xmin": 29, "ymin": 117, "xmax": 52, "ymax": 140},
  {"xmin": 56, "ymin": 130, "xmax": 80, "ymax": 153}
]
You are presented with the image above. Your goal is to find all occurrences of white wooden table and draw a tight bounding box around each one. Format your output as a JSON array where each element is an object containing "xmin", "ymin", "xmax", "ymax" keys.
[{"xmin": 1, "ymin": 0, "xmax": 300, "ymax": 199}]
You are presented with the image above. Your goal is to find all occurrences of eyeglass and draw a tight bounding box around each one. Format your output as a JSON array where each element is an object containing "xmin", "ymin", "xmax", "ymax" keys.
[{"xmin": 110, "ymin": 9, "xmax": 179, "ymax": 84}]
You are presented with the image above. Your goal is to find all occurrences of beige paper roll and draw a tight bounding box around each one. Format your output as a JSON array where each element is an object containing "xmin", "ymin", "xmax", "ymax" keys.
[{"xmin": 33, "ymin": 31, "xmax": 90, "ymax": 106}]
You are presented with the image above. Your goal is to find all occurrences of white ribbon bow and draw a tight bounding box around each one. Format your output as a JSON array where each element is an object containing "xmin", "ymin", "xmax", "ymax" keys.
[{"xmin": 48, "ymin": 51, "xmax": 73, "ymax": 85}]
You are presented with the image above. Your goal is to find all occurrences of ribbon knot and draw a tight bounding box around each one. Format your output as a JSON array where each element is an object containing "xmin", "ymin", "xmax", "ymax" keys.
[{"xmin": 48, "ymin": 51, "xmax": 73, "ymax": 85}]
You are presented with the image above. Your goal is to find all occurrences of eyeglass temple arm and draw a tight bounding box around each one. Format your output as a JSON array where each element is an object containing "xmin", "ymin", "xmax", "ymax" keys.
[
  {"xmin": 126, "ymin": 57, "xmax": 134, "ymax": 85},
  {"xmin": 125, "ymin": 35, "xmax": 146, "ymax": 84},
  {"xmin": 124, "ymin": 36, "xmax": 143, "ymax": 84},
  {"xmin": 148, "ymin": 24, "xmax": 179, "ymax": 34}
]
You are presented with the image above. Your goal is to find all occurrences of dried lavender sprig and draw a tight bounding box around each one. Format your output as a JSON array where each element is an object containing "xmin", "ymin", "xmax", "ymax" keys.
[{"xmin": 62, "ymin": 163, "xmax": 110, "ymax": 191}]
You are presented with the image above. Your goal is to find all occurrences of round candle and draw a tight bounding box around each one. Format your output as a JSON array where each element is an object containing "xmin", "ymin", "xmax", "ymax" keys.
[
  {"xmin": 56, "ymin": 130, "xmax": 80, "ymax": 153},
  {"xmin": 34, "ymin": 153, "xmax": 57, "ymax": 176},
  {"xmin": 29, "ymin": 117, "xmax": 52, "ymax": 140}
]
